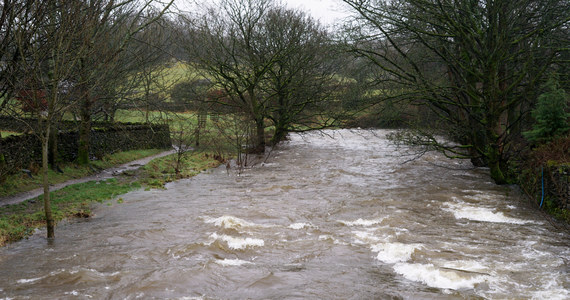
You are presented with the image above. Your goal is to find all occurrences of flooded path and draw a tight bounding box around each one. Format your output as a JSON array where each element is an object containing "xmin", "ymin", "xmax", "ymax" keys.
[
  {"xmin": 0, "ymin": 149, "xmax": 175, "ymax": 207},
  {"xmin": 0, "ymin": 129, "xmax": 568, "ymax": 299}
]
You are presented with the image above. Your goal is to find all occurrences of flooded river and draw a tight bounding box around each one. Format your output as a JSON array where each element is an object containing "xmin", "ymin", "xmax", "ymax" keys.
[{"xmin": 0, "ymin": 129, "xmax": 568, "ymax": 299}]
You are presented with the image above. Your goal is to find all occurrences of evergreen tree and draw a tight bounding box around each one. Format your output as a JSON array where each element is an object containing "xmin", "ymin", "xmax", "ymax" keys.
[{"xmin": 524, "ymin": 77, "xmax": 569, "ymax": 143}]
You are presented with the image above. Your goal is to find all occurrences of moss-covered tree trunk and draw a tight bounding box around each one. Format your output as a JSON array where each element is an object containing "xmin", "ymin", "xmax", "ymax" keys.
[
  {"xmin": 484, "ymin": 101, "xmax": 508, "ymax": 184},
  {"xmin": 487, "ymin": 143, "xmax": 507, "ymax": 185},
  {"xmin": 271, "ymin": 104, "xmax": 289, "ymax": 146},
  {"xmin": 271, "ymin": 125, "xmax": 288, "ymax": 146}
]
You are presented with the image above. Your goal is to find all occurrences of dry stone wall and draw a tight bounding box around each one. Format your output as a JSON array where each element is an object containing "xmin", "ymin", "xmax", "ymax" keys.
[{"xmin": 0, "ymin": 118, "xmax": 171, "ymax": 176}]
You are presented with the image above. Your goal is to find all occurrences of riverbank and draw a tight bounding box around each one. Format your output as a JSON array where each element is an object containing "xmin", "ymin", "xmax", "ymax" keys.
[{"xmin": 0, "ymin": 150, "xmax": 221, "ymax": 246}]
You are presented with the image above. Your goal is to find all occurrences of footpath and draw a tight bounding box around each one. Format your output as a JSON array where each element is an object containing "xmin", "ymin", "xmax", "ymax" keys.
[{"xmin": 0, "ymin": 149, "xmax": 175, "ymax": 207}]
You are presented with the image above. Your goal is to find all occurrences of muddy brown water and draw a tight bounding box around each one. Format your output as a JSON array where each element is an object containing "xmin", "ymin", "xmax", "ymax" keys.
[{"xmin": 0, "ymin": 129, "xmax": 568, "ymax": 299}]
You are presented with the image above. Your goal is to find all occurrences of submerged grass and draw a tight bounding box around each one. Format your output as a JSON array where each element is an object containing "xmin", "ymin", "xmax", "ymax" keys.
[
  {"xmin": 0, "ymin": 178, "xmax": 141, "ymax": 246},
  {"xmin": 139, "ymin": 151, "xmax": 221, "ymax": 189},
  {"xmin": 0, "ymin": 151, "xmax": 220, "ymax": 247}
]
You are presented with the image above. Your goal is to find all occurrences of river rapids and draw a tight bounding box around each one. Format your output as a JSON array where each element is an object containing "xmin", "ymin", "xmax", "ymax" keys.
[{"xmin": 0, "ymin": 129, "xmax": 568, "ymax": 299}]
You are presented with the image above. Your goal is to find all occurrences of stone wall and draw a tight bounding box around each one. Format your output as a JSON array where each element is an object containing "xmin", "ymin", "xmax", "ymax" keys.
[
  {"xmin": 0, "ymin": 134, "xmax": 42, "ymax": 173},
  {"xmin": 0, "ymin": 120, "xmax": 171, "ymax": 176},
  {"xmin": 0, "ymin": 116, "xmax": 143, "ymax": 133}
]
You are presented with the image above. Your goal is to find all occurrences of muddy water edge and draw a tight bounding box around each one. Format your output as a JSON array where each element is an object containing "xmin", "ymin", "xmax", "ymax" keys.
[{"xmin": 0, "ymin": 129, "xmax": 568, "ymax": 299}]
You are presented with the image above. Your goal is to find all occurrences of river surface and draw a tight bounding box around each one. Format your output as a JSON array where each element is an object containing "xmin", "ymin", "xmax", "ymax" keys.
[{"xmin": 0, "ymin": 129, "xmax": 568, "ymax": 299}]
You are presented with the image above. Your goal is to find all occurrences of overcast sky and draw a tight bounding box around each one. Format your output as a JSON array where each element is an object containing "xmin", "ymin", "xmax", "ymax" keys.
[
  {"xmin": 282, "ymin": 0, "xmax": 350, "ymax": 26},
  {"xmin": 174, "ymin": 0, "xmax": 352, "ymax": 28}
]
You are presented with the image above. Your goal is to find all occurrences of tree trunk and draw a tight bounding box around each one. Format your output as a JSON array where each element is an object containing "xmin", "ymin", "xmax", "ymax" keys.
[
  {"xmin": 0, "ymin": 135, "xmax": 5, "ymax": 184},
  {"xmin": 271, "ymin": 121, "xmax": 288, "ymax": 146},
  {"xmin": 42, "ymin": 127, "xmax": 55, "ymax": 239},
  {"xmin": 48, "ymin": 121, "xmax": 59, "ymax": 170},
  {"xmin": 488, "ymin": 147, "xmax": 507, "ymax": 185},
  {"xmin": 270, "ymin": 128, "xmax": 286, "ymax": 146},
  {"xmin": 248, "ymin": 88, "xmax": 265, "ymax": 154},
  {"xmin": 77, "ymin": 93, "xmax": 92, "ymax": 165},
  {"xmin": 486, "ymin": 121, "xmax": 508, "ymax": 184},
  {"xmin": 254, "ymin": 117, "xmax": 265, "ymax": 153},
  {"xmin": 271, "ymin": 96, "xmax": 289, "ymax": 146}
]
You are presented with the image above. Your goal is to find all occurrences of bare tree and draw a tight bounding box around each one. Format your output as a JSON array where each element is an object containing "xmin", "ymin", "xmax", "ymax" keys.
[
  {"xmin": 180, "ymin": 0, "xmax": 276, "ymax": 153},
  {"xmin": 343, "ymin": 0, "xmax": 570, "ymax": 183},
  {"xmin": 72, "ymin": 0, "xmax": 174, "ymax": 165},
  {"xmin": 180, "ymin": 0, "xmax": 344, "ymax": 151},
  {"xmin": 10, "ymin": 0, "xmax": 93, "ymax": 239},
  {"xmin": 260, "ymin": 7, "xmax": 340, "ymax": 144}
]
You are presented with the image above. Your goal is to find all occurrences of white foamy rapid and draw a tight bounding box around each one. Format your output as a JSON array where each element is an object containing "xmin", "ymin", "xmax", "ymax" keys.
[
  {"xmin": 352, "ymin": 231, "xmax": 383, "ymax": 244},
  {"xmin": 17, "ymin": 277, "xmax": 44, "ymax": 284},
  {"xmin": 203, "ymin": 216, "xmax": 258, "ymax": 229},
  {"xmin": 288, "ymin": 223, "xmax": 315, "ymax": 230},
  {"xmin": 393, "ymin": 263, "xmax": 490, "ymax": 290},
  {"xmin": 208, "ymin": 233, "xmax": 264, "ymax": 250},
  {"xmin": 371, "ymin": 242, "xmax": 423, "ymax": 264},
  {"xmin": 443, "ymin": 202, "xmax": 539, "ymax": 224},
  {"xmin": 339, "ymin": 218, "xmax": 384, "ymax": 227},
  {"xmin": 214, "ymin": 258, "xmax": 252, "ymax": 266},
  {"xmin": 530, "ymin": 286, "xmax": 569, "ymax": 300}
]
